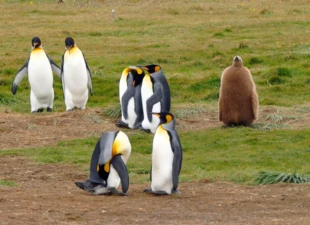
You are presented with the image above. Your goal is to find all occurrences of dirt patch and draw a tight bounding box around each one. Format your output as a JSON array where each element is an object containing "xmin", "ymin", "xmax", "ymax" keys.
[
  {"xmin": 0, "ymin": 107, "xmax": 310, "ymax": 224},
  {"xmin": 0, "ymin": 155, "xmax": 309, "ymax": 225}
]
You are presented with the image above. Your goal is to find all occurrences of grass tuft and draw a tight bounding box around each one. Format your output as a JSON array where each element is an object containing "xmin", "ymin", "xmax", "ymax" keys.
[
  {"xmin": 104, "ymin": 104, "xmax": 121, "ymax": 118},
  {"xmin": 253, "ymin": 171, "xmax": 310, "ymax": 184},
  {"xmin": 266, "ymin": 114, "xmax": 284, "ymax": 123}
]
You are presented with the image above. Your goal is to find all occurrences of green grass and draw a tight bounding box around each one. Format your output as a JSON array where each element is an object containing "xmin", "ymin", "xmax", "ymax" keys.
[
  {"xmin": 253, "ymin": 171, "xmax": 310, "ymax": 184},
  {"xmin": 1, "ymin": 0, "xmax": 310, "ymax": 185},
  {"xmin": 0, "ymin": 180, "xmax": 16, "ymax": 187},
  {"xmin": 1, "ymin": 128, "xmax": 309, "ymax": 184}
]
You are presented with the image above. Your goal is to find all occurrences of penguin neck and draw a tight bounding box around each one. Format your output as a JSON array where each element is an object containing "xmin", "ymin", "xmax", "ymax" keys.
[
  {"xmin": 32, "ymin": 46, "xmax": 43, "ymax": 51},
  {"xmin": 162, "ymin": 120, "xmax": 175, "ymax": 131}
]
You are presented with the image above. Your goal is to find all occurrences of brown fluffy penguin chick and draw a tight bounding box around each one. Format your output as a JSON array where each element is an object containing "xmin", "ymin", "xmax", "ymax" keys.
[{"xmin": 218, "ymin": 55, "xmax": 259, "ymax": 126}]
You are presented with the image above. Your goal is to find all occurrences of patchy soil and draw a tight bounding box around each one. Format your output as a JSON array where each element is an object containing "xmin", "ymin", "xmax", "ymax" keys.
[{"xmin": 0, "ymin": 107, "xmax": 310, "ymax": 224}]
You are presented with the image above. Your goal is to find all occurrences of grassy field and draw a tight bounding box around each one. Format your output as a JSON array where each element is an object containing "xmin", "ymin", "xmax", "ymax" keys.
[{"xmin": 1, "ymin": 0, "xmax": 310, "ymax": 185}]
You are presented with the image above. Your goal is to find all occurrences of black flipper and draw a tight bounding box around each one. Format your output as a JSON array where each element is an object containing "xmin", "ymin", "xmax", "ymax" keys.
[
  {"xmin": 12, "ymin": 58, "xmax": 29, "ymax": 95},
  {"xmin": 146, "ymin": 82, "xmax": 162, "ymax": 122},
  {"xmin": 169, "ymin": 130, "xmax": 183, "ymax": 193},
  {"xmin": 121, "ymin": 73, "xmax": 135, "ymax": 120},
  {"xmin": 83, "ymin": 53, "xmax": 93, "ymax": 96},
  {"xmin": 60, "ymin": 52, "xmax": 65, "ymax": 100},
  {"xmin": 111, "ymin": 154, "xmax": 129, "ymax": 194}
]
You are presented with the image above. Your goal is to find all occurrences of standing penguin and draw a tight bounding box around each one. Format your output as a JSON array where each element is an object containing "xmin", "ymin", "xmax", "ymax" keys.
[
  {"xmin": 219, "ymin": 55, "xmax": 259, "ymax": 126},
  {"xmin": 144, "ymin": 112, "xmax": 182, "ymax": 195},
  {"xmin": 140, "ymin": 65, "xmax": 171, "ymax": 133},
  {"xmin": 75, "ymin": 131, "xmax": 131, "ymax": 196},
  {"xmin": 61, "ymin": 37, "xmax": 93, "ymax": 111},
  {"xmin": 116, "ymin": 66, "xmax": 145, "ymax": 129},
  {"xmin": 11, "ymin": 36, "xmax": 61, "ymax": 113}
]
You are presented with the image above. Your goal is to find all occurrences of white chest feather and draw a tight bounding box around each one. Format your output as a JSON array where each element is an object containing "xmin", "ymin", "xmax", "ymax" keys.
[
  {"xmin": 151, "ymin": 126, "xmax": 174, "ymax": 193},
  {"xmin": 141, "ymin": 75, "xmax": 160, "ymax": 132},
  {"xmin": 63, "ymin": 48, "xmax": 88, "ymax": 91},
  {"xmin": 28, "ymin": 49, "xmax": 53, "ymax": 87}
]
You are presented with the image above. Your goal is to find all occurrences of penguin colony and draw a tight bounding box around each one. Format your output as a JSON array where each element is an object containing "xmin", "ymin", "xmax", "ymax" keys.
[{"xmin": 12, "ymin": 37, "xmax": 259, "ymax": 196}]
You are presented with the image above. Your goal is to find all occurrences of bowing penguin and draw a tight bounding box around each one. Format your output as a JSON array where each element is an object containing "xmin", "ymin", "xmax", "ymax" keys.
[{"xmin": 75, "ymin": 131, "xmax": 131, "ymax": 195}]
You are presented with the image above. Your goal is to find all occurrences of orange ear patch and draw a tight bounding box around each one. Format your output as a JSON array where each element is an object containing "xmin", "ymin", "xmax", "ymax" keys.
[{"xmin": 166, "ymin": 114, "xmax": 172, "ymax": 123}]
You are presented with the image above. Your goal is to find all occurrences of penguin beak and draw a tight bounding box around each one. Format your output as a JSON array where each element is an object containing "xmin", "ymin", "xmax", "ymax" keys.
[{"xmin": 33, "ymin": 42, "xmax": 38, "ymax": 47}]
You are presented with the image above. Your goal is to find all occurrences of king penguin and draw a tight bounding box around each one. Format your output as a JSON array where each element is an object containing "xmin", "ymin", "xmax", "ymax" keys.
[
  {"xmin": 61, "ymin": 37, "xmax": 93, "ymax": 111},
  {"xmin": 116, "ymin": 66, "xmax": 145, "ymax": 129},
  {"xmin": 75, "ymin": 131, "xmax": 131, "ymax": 195},
  {"xmin": 11, "ymin": 36, "xmax": 61, "ymax": 113},
  {"xmin": 140, "ymin": 65, "xmax": 171, "ymax": 133},
  {"xmin": 219, "ymin": 55, "xmax": 259, "ymax": 126},
  {"xmin": 144, "ymin": 112, "xmax": 182, "ymax": 195}
]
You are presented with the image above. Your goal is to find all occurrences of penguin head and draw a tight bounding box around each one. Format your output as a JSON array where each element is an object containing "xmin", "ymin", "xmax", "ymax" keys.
[
  {"xmin": 139, "ymin": 64, "xmax": 161, "ymax": 74},
  {"xmin": 65, "ymin": 37, "xmax": 75, "ymax": 50},
  {"xmin": 232, "ymin": 55, "xmax": 243, "ymax": 67},
  {"xmin": 126, "ymin": 67, "xmax": 145, "ymax": 86},
  {"xmin": 153, "ymin": 112, "xmax": 176, "ymax": 129},
  {"xmin": 31, "ymin": 36, "xmax": 41, "ymax": 48},
  {"xmin": 132, "ymin": 68, "xmax": 146, "ymax": 86}
]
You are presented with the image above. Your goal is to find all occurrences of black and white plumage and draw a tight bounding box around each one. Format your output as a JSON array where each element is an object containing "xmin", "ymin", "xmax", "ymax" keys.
[
  {"xmin": 116, "ymin": 66, "xmax": 145, "ymax": 129},
  {"xmin": 11, "ymin": 36, "xmax": 61, "ymax": 113},
  {"xmin": 144, "ymin": 112, "xmax": 182, "ymax": 195},
  {"xmin": 75, "ymin": 131, "xmax": 131, "ymax": 196},
  {"xmin": 61, "ymin": 37, "xmax": 93, "ymax": 111},
  {"xmin": 139, "ymin": 65, "xmax": 171, "ymax": 133}
]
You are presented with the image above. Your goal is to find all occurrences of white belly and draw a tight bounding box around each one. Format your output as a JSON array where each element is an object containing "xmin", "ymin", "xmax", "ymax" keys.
[
  {"xmin": 28, "ymin": 52, "xmax": 54, "ymax": 109},
  {"xmin": 28, "ymin": 54, "xmax": 53, "ymax": 95},
  {"xmin": 107, "ymin": 165, "xmax": 121, "ymax": 188},
  {"xmin": 63, "ymin": 52, "xmax": 88, "ymax": 109},
  {"xmin": 141, "ymin": 79, "xmax": 160, "ymax": 133},
  {"xmin": 63, "ymin": 57, "xmax": 88, "ymax": 95},
  {"xmin": 151, "ymin": 130, "xmax": 174, "ymax": 194},
  {"xmin": 121, "ymin": 97, "xmax": 137, "ymax": 128}
]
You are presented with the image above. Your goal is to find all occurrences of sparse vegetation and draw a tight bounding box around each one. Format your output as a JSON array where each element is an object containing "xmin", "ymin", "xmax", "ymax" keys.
[
  {"xmin": 1, "ymin": 0, "xmax": 310, "ymax": 186},
  {"xmin": 253, "ymin": 171, "xmax": 309, "ymax": 184}
]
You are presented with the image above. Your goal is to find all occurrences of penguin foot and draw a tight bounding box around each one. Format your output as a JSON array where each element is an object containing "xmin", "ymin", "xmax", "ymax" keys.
[
  {"xmin": 67, "ymin": 107, "xmax": 81, "ymax": 112},
  {"xmin": 108, "ymin": 187, "xmax": 127, "ymax": 196},
  {"xmin": 74, "ymin": 180, "xmax": 110, "ymax": 195},
  {"xmin": 143, "ymin": 188, "xmax": 168, "ymax": 195},
  {"xmin": 153, "ymin": 191, "xmax": 169, "ymax": 195},
  {"xmin": 140, "ymin": 128, "xmax": 151, "ymax": 133},
  {"xmin": 47, "ymin": 107, "xmax": 53, "ymax": 112},
  {"xmin": 32, "ymin": 108, "xmax": 44, "ymax": 113},
  {"xmin": 37, "ymin": 108, "xmax": 44, "ymax": 113},
  {"xmin": 115, "ymin": 121, "xmax": 129, "ymax": 129},
  {"xmin": 143, "ymin": 188, "xmax": 153, "ymax": 193}
]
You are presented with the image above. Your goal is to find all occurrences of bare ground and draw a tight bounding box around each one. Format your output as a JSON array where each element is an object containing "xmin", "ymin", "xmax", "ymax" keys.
[{"xmin": 0, "ymin": 107, "xmax": 310, "ymax": 225}]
